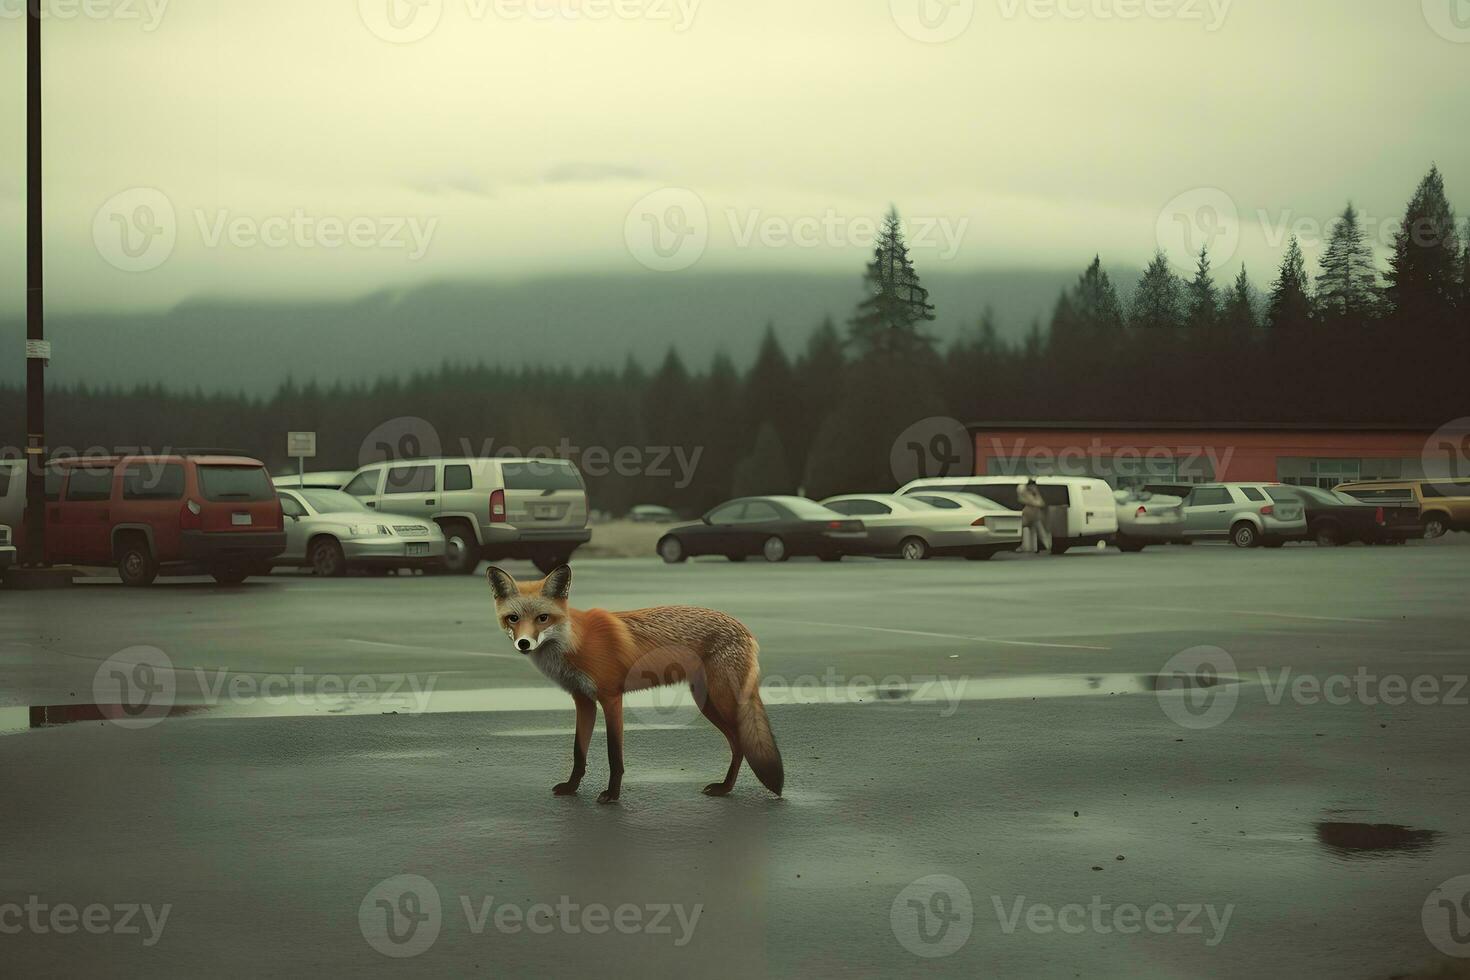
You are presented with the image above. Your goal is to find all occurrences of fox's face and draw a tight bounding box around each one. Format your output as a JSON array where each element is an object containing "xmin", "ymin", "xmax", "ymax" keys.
[{"xmin": 487, "ymin": 565, "xmax": 572, "ymax": 654}]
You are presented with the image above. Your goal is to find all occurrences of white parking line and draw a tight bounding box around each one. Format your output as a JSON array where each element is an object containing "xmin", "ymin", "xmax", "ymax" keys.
[
  {"xmin": 1128, "ymin": 606, "xmax": 1386, "ymax": 626},
  {"xmin": 343, "ymin": 639, "xmax": 522, "ymax": 660},
  {"xmin": 770, "ymin": 620, "xmax": 1111, "ymax": 652}
]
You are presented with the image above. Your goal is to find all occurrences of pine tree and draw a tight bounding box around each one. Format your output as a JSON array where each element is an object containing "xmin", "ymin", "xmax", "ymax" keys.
[
  {"xmin": 731, "ymin": 422, "xmax": 793, "ymax": 498},
  {"xmin": 742, "ymin": 323, "xmax": 799, "ymax": 473},
  {"xmin": 1219, "ymin": 265, "xmax": 1259, "ymax": 331},
  {"xmin": 1053, "ymin": 257, "xmax": 1124, "ymax": 339},
  {"xmin": 1074, "ymin": 256, "xmax": 1125, "ymax": 330},
  {"xmin": 849, "ymin": 206, "xmax": 938, "ymax": 360},
  {"xmin": 1460, "ymin": 218, "xmax": 1470, "ymax": 312},
  {"xmin": 791, "ymin": 319, "xmax": 846, "ymax": 484},
  {"xmin": 1186, "ymin": 246, "xmax": 1218, "ymax": 329},
  {"xmin": 1128, "ymin": 251, "xmax": 1185, "ymax": 329},
  {"xmin": 1315, "ymin": 202, "xmax": 1378, "ymax": 324},
  {"xmin": 1267, "ymin": 237, "xmax": 1313, "ymax": 329},
  {"xmin": 1383, "ymin": 165, "xmax": 1462, "ymax": 325}
]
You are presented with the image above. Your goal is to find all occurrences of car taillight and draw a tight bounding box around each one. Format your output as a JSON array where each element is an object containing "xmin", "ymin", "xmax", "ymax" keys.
[
  {"xmin": 181, "ymin": 498, "xmax": 203, "ymax": 530},
  {"xmin": 1135, "ymin": 506, "xmax": 1147, "ymax": 517},
  {"xmin": 1260, "ymin": 505, "xmax": 1275, "ymax": 516},
  {"xmin": 1375, "ymin": 506, "xmax": 1385, "ymax": 525},
  {"xmin": 971, "ymin": 516, "xmax": 987, "ymax": 527},
  {"xmin": 827, "ymin": 521, "xmax": 843, "ymax": 530},
  {"xmin": 490, "ymin": 489, "xmax": 506, "ymax": 523}
]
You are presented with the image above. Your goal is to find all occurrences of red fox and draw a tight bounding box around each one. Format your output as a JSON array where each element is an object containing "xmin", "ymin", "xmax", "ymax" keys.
[{"xmin": 487, "ymin": 565, "xmax": 784, "ymax": 804}]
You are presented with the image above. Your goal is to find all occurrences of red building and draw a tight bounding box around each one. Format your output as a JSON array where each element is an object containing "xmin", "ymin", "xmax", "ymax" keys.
[{"xmin": 968, "ymin": 422, "xmax": 1437, "ymax": 489}]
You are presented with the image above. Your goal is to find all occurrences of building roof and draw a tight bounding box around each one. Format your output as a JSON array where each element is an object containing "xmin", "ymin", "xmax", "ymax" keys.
[{"xmin": 966, "ymin": 421, "xmax": 1438, "ymax": 433}]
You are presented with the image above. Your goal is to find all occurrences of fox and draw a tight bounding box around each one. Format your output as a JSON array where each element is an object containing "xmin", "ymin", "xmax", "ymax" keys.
[{"xmin": 486, "ymin": 564, "xmax": 784, "ymax": 804}]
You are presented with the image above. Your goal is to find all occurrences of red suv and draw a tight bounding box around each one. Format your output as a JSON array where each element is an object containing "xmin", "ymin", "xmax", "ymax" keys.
[{"xmin": 34, "ymin": 452, "xmax": 285, "ymax": 586}]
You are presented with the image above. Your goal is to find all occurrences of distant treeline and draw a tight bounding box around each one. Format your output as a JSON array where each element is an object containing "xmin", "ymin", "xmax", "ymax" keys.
[{"xmin": 3, "ymin": 170, "xmax": 1467, "ymax": 516}]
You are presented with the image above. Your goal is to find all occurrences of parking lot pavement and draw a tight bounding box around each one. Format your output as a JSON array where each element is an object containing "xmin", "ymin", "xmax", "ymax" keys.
[{"xmin": 3, "ymin": 544, "xmax": 1470, "ymax": 976}]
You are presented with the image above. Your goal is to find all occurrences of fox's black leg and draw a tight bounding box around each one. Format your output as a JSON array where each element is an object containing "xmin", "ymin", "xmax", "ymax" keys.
[
  {"xmin": 697, "ymin": 684, "xmax": 742, "ymax": 796},
  {"xmin": 554, "ymin": 694, "xmax": 595, "ymax": 796},
  {"xmin": 598, "ymin": 694, "xmax": 624, "ymax": 804}
]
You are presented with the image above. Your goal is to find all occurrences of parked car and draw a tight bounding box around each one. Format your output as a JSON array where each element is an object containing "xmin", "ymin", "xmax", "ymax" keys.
[
  {"xmin": 1178, "ymin": 483, "xmax": 1308, "ymax": 548},
  {"xmin": 339, "ymin": 457, "xmax": 591, "ymax": 575},
  {"xmin": 903, "ymin": 490, "xmax": 1026, "ymax": 549},
  {"xmin": 821, "ymin": 493, "xmax": 1020, "ymax": 560},
  {"xmin": 1268, "ymin": 485, "xmax": 1422, "ymax": 546},
  {"xmin": 656, "ymin": 496, "xmax": 865, "ymax": 563},
  {"xmin": 272, "ymin": 470, "xmax": 354, "ymax": 490},
  {"xmin": 0, "ymin": 452, "xmax": 285, "ymax": 585},
  {"xmin": 1113, "ymin": 487, "xmax": 1186, "ymax": 552},
  {"xmin": 629, "ymin": 505, "xmax": 678, "ymax": 524},
  {"xmin": 1335, "ymin": 479, "xmax": 1470, "ymax": 539},
  {"xmin": 275, "ymin": 488, "xmax": 446, "ymax": 576},
  {"xmin": 0, "ymin": 524, "xmax": 14, "ymax": 574},
  {"xmin": 897, "ymin": 476, "xmax": 1118, "ymax": 554}
]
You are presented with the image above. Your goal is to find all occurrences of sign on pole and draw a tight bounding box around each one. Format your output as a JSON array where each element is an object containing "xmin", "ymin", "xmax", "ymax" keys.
[
  {"xmin": 287, "ymin": 431, "xmax": 317, "ymax": 484},
  {"xmin": 287, "ymin": 432, "xmax": 317, "ymax": 459}
]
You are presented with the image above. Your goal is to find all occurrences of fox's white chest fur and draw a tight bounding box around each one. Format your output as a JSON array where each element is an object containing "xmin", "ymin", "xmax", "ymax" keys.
[{"xmin": 528, "ymin": 635, "xmax": 596, "ymax": 700}]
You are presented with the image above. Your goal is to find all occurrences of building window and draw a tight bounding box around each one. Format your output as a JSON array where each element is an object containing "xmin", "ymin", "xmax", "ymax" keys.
[
  {"xmin": 984, "ymin": 454, "xmax": 1215, "ymax": 489},
  {"xmin": 1279, "ymin": 458, "xmax": 1363, "ymax": 489}
]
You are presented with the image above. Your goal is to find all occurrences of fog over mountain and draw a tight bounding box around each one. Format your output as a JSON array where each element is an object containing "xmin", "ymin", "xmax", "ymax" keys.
[{"xmin": 0, "ymin": 267, "xmax": 1114, "ymax": 394}]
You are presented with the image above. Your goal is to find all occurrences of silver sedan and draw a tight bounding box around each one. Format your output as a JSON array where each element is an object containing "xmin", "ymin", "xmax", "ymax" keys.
[
  {"xmin": 1113, "ymin": 487, "xmax": 1187, "ymax": 552},
  {"xmin": 822, "ymin": 492, "xmax": 1022, "ymax": 560},
  {"xmin": 274, "ymin": 489, "xmax": 446, "ymax": 576}
]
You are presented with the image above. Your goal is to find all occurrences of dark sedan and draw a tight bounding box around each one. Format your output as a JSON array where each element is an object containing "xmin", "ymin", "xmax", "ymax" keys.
[
  {"xmin": 655, "ymin": 496, "xmax": 866, "ymax": 563},
  {"xmin": 1267, "ymin": 486, "xmax": 1422, "ymax": 546}
]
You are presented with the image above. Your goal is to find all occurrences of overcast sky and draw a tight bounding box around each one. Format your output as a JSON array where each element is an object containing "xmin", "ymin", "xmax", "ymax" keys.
[{"xmin": 1, "ymin": 0, "xmax": 1467, "ymax": 314}]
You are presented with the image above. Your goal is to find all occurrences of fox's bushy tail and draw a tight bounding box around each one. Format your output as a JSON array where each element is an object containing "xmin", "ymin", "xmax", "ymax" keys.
[{"xmin": 737, "ymin": 689, "xmax": 784, "ymax": 796}]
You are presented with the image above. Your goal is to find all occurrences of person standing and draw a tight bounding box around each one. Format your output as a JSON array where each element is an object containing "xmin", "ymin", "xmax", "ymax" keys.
[{"xmin": 1018, "ymin": 478, "xmax": 1052, "ymax": 555}]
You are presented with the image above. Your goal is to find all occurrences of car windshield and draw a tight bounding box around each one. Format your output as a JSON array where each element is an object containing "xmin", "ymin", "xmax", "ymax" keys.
[
  {"xmin": 198, "ymin": 465, "xmax": 274, "ymax": 502},
  {"xmin": 301, "ymin": 489, "xmax": 368, "ymax": 513},
  {"xmin": 1271, "ymin": 486, "xmax": 1340, "ymax": 506}
]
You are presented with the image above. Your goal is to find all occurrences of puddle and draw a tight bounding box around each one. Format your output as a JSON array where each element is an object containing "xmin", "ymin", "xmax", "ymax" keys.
[
  {"xmin": 0, "ymin": 672, "xmax": 1246, "ymax": 735},
  {"xmin": 1314, "ymin": 821, "xmax": 1442, "ymax": 858}
]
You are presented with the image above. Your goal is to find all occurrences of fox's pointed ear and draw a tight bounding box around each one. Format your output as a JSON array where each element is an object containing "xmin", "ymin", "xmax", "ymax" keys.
[
  {"xmin": 541, "ymin": 565, "xmax": 572, "ymax": 602},
  {"xmin": 487, "ymin": 566, "xmax": 519, "ymax": 602}
]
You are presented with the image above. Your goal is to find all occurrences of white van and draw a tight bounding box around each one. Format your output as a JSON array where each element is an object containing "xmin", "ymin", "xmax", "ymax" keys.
[{"xmin": 897, "ymin": 476, "xmax": 1119, "ymax": 554}]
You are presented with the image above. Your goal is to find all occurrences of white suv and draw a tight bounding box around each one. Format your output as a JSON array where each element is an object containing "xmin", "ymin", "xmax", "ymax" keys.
[{"xmin": 340, "ymin": 457, "xmax": 591, "ymax": 574}]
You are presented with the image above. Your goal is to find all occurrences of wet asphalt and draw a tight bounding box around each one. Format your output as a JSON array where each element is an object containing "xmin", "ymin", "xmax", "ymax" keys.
[{"xmin": 2, "ymin": 541, "xmax": 1469, "ymax": 977}]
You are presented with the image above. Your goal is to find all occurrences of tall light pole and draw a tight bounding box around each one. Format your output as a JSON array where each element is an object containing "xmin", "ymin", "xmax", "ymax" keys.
[{"xmin": 21, "ymin": 0, "xmax": 48, "ymax": 568}]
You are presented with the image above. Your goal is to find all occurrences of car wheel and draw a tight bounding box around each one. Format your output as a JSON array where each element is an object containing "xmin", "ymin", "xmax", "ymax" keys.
[
  {"xmin": 1315, "ymin": 525, "xmax": 1342, "ymax": 547},
  {"xmin": 658, "ymin": 536, "xmax": 687, "ymax": 564},
  {"xmin": 762, "ymin": 536, "xmax": 789, "ymax": 563},
  {"xmin": 117, "ymin": 541, "xmax": 158, "ymax": 587},
  {"xmin": 899, "ymin": 537, "xmax": 929, "ymax": 561},
  {"xmin": 1116, "ymin": 535, "xmax": 1146, "ymax": 553},
  {"xmin": 440, "ymin": 521, "xmax": 480, "ymax": 575},
  {"xmin": 211, "ymin": 566, "xmax": 250, "ymax": 585},
  {"xmin": 532, "ymin": 552, "xmax": 571, "ymax": 575},
  {"xmin": 1231, "ymin": 522, "xmax": 1260, "ymax": 549},
  {"xmin": 1423, "ymin": 513, "xmax": 1450, "ymax": 539},
  {"xmin": 309, "ymin": 538, "xmax": 347, "ymax": 578}
]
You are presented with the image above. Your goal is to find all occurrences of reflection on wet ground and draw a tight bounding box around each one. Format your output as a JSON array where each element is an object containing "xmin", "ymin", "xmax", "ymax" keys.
[
  {"xmin": 0, "ymin": 671, "xmax": 1247, "ymax": 735},
  {"xmin": 1315, "ymin": 821, "xmax": 1442, "ymax": 858}
]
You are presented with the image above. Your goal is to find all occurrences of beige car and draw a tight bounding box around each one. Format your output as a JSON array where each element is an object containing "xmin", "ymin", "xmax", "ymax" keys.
[{"xmin": 1336, "ymin": 479, "xmax": 1470, "ymax": 539}]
